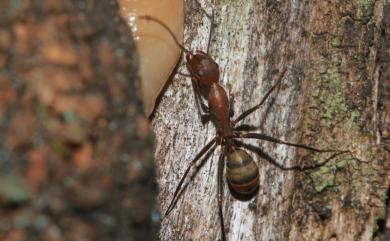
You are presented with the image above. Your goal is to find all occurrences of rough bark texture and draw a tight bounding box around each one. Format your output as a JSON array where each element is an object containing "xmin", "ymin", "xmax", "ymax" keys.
[{"xmin": 153, "ymin": 0, "xmax": 390, "ymax": 241}]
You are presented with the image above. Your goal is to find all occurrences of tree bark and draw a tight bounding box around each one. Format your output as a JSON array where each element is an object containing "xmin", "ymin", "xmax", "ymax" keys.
[{"xmin": 153, "ymin": 0, "xmax": 390, "ymax": 240}]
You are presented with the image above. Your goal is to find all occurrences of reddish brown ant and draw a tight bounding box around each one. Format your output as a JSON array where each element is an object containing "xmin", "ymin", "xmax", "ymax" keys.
[
  {"xmin": 139, "ymin": 15, "xmax": 355, "ymax": 241},
  {"xmin": 139, "ymin": 8, "xmax": 217, "ymax": 122}
]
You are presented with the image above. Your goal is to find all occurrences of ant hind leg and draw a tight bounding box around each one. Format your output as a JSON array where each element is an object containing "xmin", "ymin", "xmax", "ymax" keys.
[
  {"xmin": 163, "ymin": 138, "xmax": 217, "ymax": 218},
  {"xmin": 217, "ymin": 147, "xmax": 227, "ymax": 241}
]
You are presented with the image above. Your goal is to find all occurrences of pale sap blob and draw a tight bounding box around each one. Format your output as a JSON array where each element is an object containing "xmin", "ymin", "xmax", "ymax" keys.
[{"xmin": 118, "ymin": 0, "xmax": 184, "ymax": 116}]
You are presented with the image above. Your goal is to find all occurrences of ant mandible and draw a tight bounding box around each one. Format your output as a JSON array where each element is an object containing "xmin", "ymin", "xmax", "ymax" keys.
[{"xmin": 139, "ymin": 12, "xmax": 353, "ymax": 241}]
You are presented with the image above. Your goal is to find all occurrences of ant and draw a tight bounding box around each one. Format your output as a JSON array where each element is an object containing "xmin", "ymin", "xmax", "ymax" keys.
[{"xmin": 139, "ymin": 13, "xmax": 356, "ymax": 241}]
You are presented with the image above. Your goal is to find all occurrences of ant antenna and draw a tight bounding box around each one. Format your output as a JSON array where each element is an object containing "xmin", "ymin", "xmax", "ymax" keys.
[
  {"xmin": 138, "ymin": 15, "xmax": 193, "ymax": 56},
  {"xmin": 192, "ymin": 0, "xmax": 215, "ymax": 54}
]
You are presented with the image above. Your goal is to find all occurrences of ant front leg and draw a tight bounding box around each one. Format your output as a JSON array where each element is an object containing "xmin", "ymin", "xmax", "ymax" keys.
[{"xmin": 191, "ymin": 78, "xmax": 212, "ymax": 124}]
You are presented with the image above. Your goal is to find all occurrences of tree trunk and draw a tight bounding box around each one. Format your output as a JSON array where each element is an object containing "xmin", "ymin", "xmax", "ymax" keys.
[{"xmin": 152, "ymin": 0, "xmax": 390, "ymax": 240}]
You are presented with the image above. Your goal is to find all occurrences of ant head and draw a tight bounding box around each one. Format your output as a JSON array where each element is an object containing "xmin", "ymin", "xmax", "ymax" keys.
[{"xmin": 186, "ymin": 51, "xmax": 219, "ymax": 90}]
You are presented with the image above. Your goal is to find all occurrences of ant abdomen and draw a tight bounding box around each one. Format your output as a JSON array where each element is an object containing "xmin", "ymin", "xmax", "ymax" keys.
[{"xmin": 226, "ymin": 149, "xmax": 259, "ymax": 198}]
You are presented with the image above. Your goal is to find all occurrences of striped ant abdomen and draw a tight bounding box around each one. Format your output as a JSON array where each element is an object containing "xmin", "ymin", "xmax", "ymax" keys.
[{"xmin": 226, "ymin": 149, "xmax": 259, "ymax": 197}]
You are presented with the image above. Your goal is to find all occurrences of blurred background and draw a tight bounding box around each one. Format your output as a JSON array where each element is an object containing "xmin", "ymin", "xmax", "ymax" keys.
[{"xmin": 0, "ymin": 0, "xmax": 158, "ymax": 240}]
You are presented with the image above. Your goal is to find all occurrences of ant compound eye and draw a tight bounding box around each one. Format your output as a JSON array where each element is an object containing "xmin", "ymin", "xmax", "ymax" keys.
[{"xmin": 197, "ymin": 70, "xmax": 204, "ymax": 77}]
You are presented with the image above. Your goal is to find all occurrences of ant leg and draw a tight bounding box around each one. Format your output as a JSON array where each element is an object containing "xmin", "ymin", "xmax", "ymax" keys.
[
  {"xmin": 177, "ymin": 69, "xmax": 209, "ymax": 121},
  {"xmin": 193, "ymin": 0, "xmax": 215, "ymax": 54},
  {"xmin": 191, "ymin": 78, "xmax": 212, "ymax": 123},
  {"xmin": 229, "ymin": 92, "xmax": 235, "ymax": 118},
  {"xmin": 233, "ymin": 140, "xmax": 349, "ymax": 171},
  {"xmin": 176, "ymin": 63, "xmax": 210, "ymax": 122},
  {"xmin": 206, "ymin": 8, "xmax": 215, "ymax": 55},
  {"xmin": 217, "ymin": 147, "xmax": 227, "ymax": 241},
  {"xmin": 193, "ymin": 0, "xmax": 213, "ymax": 19},
  {"xmin": 163, "ymin": 137, "xmax": 217, "ymax": 218},
  {"xmin": 233, "ymin": 68, "xmax": 287, "ymax": 126},
  {"xmin": 236, "ymin": 132, "xmax": 345, "ymax": 153}
]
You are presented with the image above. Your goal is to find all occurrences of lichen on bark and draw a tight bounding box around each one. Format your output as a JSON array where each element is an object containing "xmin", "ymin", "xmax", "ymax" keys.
[{"xmin": 154, "ymin": 1, "xmax": 390, "ymax": 241}]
